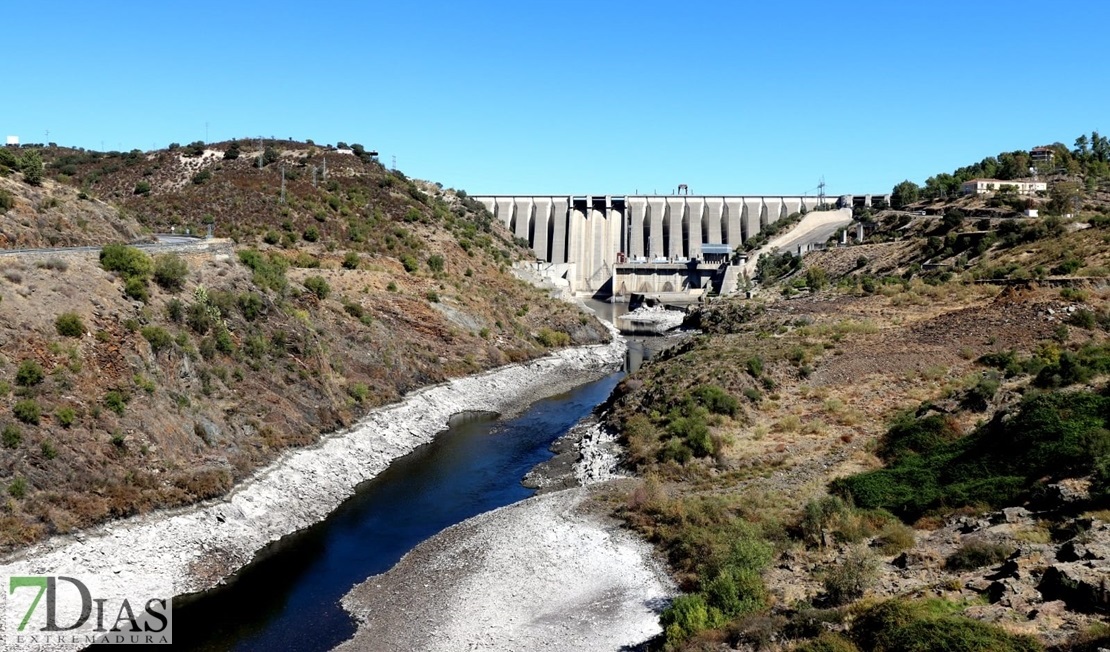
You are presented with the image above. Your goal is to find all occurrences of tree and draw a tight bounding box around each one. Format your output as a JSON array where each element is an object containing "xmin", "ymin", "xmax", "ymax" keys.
[
  {"xmin": 1074, "ymin": 134, "xmax": 1090, "ymax": 158},
  {"xmin": 261, "ymin": 146, "xmax": 278, "ymax": 166},
  {"xmin": 891, "ymin": 180, "xmax": 920, "ymax": 209},
  {"xmin": 223, "ymin": 141, "xmax": 240, "ymax": 160},
  {"xmin": 20, "ymin": 150, "xmax": 43, "ymax": 186}
]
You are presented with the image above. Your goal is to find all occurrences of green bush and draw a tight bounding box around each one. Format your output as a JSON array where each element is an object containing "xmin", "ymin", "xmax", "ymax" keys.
[
  {"xmin": 124, "ymin": 276, "xmax": 149, "ymax": 302},
  {"xmin": 692, "ymin": 385, "xmax": 739, "ymax": 417},
  {"xmin": 400, "ymin": 254, "xmax": 419, "ymax": 274},
  {"xmin": 746, "ymin": 356, "xmax": 764, "ymax": 378},
  {"xmin": 425, "ymin": 290, "xmax": 439, "ymax": 303},
  {"xmin": 20, "ymin": 150, "xmax": 43, "ymax": 186},
  {"xmin": 834, "ymin": 390, "xmax": 1110, "ymax": 521},
  {"xmin": 238, "ymin": 292, "xmax": 264, "ymax": 320},
  {"xmin": 55, "ymin": 312, "xmax": 85, "ymax": 337},
  {"xmin": 13, "ymin": 399, "xmax": 41, "ymax": 425},
  {"xmin": 342, "ymin": 252, "xmax": 360, "ymax": 270},
  {"xmin": 427, "ymin": 254, "xmax": 445, "ymax": 273},
  {"xmin": 104, "ymin": 390, "xmax": 127, "ymax": 415},
  {"xmin": 535, "ymin": 327, "xmax": 571, "ymax": 348},
  {"xmin": 2, "ymin": 424, "xmax": 21, "ymax": 448},
  {"xmin": 55, "ymin": 407, "xmax": 75, "ymax": 428},
  {"xmin": 0, "ymin": 188, "xmax": 14, "ymax": 212},
  {"xmin": 214, "ymin": 326, "xmax": 235, "ymax": 354},
  {"xmin": 795, "ymin": 633, "xmax": 860, "ymax": 652},
  {"xmin": 166, "ymin": 298, "xmax": 185, "ymax": 322},
  {"xmin": 303, "ymin": 226, "xmax": 320, "ymax": 242},
  {"xmin": 100, "ymin": 243, "xmax": 152, "ymax": 280},
  {"xmin": 852, "ymin": 600, "xmax": 1042, "ymax": 652},
  {"xmin": 238, "ymin": 249, "xmax": 288, "ymax": 292},
  {"xmin": 134, "ymin": 181, "xmax": 151, "ymax": 195},
  {"xmin": 303, "ymin": 275, "xmax": 330, "ymax": 299},
  {"xmin": 822, "ymin": 549, "xmax": 877, "ymax": 605},
  {"xmin": 348, "ymin": 383, "xmax": 369, "ymax": 404},
  {"xmin": 41, "ymin": 440, "xmax": 57, "ymax": 460},
  {"xmin": 192, "ymin": 169, "xmax": 211, "ymax": 184},
  {"xmin": 15, "ymin": 360, "xmax": 44, "ymax": 386},
  {"xmin": 8, "ymin": 476, "xmax": 27, "ymax": 499},
  {"xmin": 660, "ymin": 594, "xmax": 710, "ymax": 648},
  {"xmin": 141, "ymin": 326, "xmax": 173, "ymax": 353},
  {"xmin": 153, "ymin": 254, "xmax": 189, "ymax": 292},
  {"xmin": 945, "ymin": 539, "xmax": 1014, "ymax": 571}
]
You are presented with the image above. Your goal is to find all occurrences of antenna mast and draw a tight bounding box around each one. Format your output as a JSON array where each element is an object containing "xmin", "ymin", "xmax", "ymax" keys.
[{"xmin": 817, "ymin": 176, "xmax": 826, "ymax": 208}]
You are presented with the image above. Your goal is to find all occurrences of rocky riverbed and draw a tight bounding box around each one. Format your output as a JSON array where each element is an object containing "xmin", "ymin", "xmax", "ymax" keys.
[{"xmin": 337, "ymin": 487, "xmax": 675, "ymax": 652}]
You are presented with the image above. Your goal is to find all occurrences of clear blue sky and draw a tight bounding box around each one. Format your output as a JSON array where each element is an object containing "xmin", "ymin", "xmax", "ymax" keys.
[{"xmin": 5, "ymin": 1, "xmax": 1106, "ymax": 197}]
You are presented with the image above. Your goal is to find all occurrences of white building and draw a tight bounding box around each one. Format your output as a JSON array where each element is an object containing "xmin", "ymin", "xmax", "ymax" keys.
[{"xmin": 960, "ymin": 178, "xmax": 1047, "ymax": 196}]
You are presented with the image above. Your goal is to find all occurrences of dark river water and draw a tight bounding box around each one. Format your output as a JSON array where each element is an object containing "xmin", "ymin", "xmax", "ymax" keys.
[
  {"xmin": 161, "ymin": 302, "xmax": 674, "ymax": 651},
  {"xmin": 169, "ymin": 373, "xmax": 625, "ymax": 651}
]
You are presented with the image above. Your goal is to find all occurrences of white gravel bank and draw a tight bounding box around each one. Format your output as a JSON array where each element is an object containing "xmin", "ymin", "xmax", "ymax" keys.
[
  {"xmin": 337, "ymin": 488, "xmax": 674, "ymax": 652},
  {"xmin": 0, "ymin": 334, "xmax": 624, "ymax": 651}
]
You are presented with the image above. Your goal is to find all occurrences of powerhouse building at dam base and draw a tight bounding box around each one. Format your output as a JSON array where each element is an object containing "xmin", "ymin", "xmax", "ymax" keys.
[{"xmin": 474, "ymin": 193, "xmax": 889, "ymax": 298}]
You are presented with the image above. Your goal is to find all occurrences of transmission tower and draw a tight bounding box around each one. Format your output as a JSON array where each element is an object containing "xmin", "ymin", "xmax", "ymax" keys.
[{"xmin": 817, "ymin": 176, "xmax": 826, "ymax": 208}]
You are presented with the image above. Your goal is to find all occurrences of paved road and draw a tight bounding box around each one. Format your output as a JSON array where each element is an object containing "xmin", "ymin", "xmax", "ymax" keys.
[
  {"xmin": 0, "ymin": 235, "xmax": 216, "ymax": 257},
  {"xmin": 743, "ymin": 209, "xmax": 853, "ymax": 278}
]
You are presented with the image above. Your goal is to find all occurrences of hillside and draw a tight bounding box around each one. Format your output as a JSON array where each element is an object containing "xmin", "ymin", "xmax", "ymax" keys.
[
  {"xmin": 604, "ymin": 159, "xmax": 1110, "ymax": 650},
  {"xmin": 0, "ymin": 140, "xmax": 606, "ymax": 549}
]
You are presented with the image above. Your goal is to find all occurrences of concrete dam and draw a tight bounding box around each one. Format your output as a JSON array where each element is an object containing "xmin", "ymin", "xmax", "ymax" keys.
[{"xmin": 474, "ymin": 194, "xmax": 889, "ymax": 296}]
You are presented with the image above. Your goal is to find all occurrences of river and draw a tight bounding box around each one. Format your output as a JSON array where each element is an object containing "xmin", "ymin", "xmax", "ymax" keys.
[{"xmin": 167, "ymin": 304, "xmax": 672, "ymax": 651}]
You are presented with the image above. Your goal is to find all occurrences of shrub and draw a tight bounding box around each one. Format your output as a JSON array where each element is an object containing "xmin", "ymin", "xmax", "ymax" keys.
[
  {"xmin": 834, "ymin": 390, "xmax": 1110, "ymax": 521},
  {"xmin": 55, "ymin": 407, "xmax": 75, "ymax": 428},
  {"xmin": 55, "ymin": 312, "xmax": 85, "ymax": 337},
  {"xmin": 223, "ymin": 142, "xmax": 240, "ymax": 160},
  {"xmin": 400, "ymin": 254, "xmax": 419, "ymax": 273},
  {"xmin": 99, "ymin": 244, "xmax": 152, "ymax": 280},
  {"xmin": 166, "ymin": 298, "xmax": 185, "ymax": 322},
  {"xmin": 342, "ymin": 252, "xmax": 360, "ymax": 270},
  {"xmin": 153, "ymin": 254, "xmax": 189, "ymax": 291},
  {"xmin": 15, "ymin": 360, "xmax": 44, "ymax": 386},
  {"xmin": 13, "ymin": 399, "xmax": 41, "ymax": 425},
  {"xmin": 822, "ymin": 549, "xmax": 877, "ymax": 606},
  {"xmin": 0, "ymin": 188, "xmax": 13, "ymax": 212},
  {"xmin": 348, "ymin": 383, "xmax": 369, "ymax": 404},
  {"xmin": 746, "ymin": 356, "xmax": 764, "ymax": 378},
  {"xmin": 141, "ymin": 326, "xmax": 173, "ymax": 353},
  {"xmin": 427, "ymin": 254, "xmax": 445, "ymax": 273},
  {"xmin": 303, "ymin": 226, "xmax": 320, "ymax": 242},
  {"xmin": 238, "ymin": 249, "xmax": 288, "ymax": 292},
  {"xmin": 535, "ymin": 327, "xmax": 571, "ymax": 347},
  {"xmin": 660, "ymin": 594, "xmax": 710, "ymax": 648},
  {"xmin": 134, "ymin": 181, "xmax": 151, "ymax": 195},
  {"xmin": 2, "ymin": 424, "xmax": 21, "ymax": 448},
  {"xmin": 124, "ymin": 276, "xmax": 149, "ymax": 302},
  {"xmin": 20, "ymin": 150, "xmax": 43, "ymax": 186},
  {"xmin": 41, "ymin": 440, "xmax": 57, "ymax": 459},
  {"xmin": 238, "ymin": 292, "xmax": 264, "ymax": 320},
  {"xmin": 104, "ymin": 390, "xmax": 127, "ymax": 415},
  {"xmin": 692, "ymin": 385, "xmax": 739, "ymax": 417},
  {"xmin": 853, "ymin": 599, "xmax": 1042, "ymax": 652},
  {"xmin": 303, "ymin": 276, "xmax": 330, "ymax": 299},
  {"xmin": 425, "ymin": 290, "xmax": 439, "ymax": 303},
  {"xmin": 945, "ymin": 539, "xmax": 1014, "ymax": 571},
  {"xmin": 7, "ymin": 477, "xmax": 27, "ymax": 499},
  {"xmin": 795, "ymin": 633, "xmax": 860, "ymax": 652},
  {"xmin": 963, "ymin": 373, "xmax": 1000, "ymax": 411}
]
